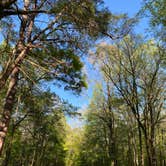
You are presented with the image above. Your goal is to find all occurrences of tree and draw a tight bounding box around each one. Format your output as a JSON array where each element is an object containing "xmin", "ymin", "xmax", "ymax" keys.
[
  {"xmin": 143, "ymin": 0, "xmax": 166, "ymax": 28},
  {"xmin": 65, "ymin": 84, "xmax": 134, "ymax": 166},
  {"xmin": 0, "ymin": 0, "xmax": 111, "ymax": 154},
  {"xmin": 95, "ymin": 35, "xmax": 165, "ymax": 166},
  {"xmin": 65, "ymin": 127, "xmax": 84, "ymax": 166},
  {"xmin": 1, "ymin": 85, "xmax": 74, "ymax": 166},
  {"xmin": 142, "ymin": 0, "xmax": 166, "ymax": 44}
]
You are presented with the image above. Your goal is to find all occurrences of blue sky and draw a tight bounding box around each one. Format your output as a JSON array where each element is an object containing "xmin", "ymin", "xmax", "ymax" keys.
[{"xmin": 104, "ymin": 0, "xmax": 142, "ymax": 15}]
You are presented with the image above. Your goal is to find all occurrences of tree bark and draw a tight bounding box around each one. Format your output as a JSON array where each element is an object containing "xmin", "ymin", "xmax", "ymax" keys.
[
  {"xmin": 144, "ymin": 130, "xmax": 157, "ymax": 166},
  {"xmin": 0, "ymin": 0, "xmax": 16, "ymax": 9},
  {"xmin": 0, "ymin": 48, "xmax": 27, "ymax": 91},
  {"xmin": 0, "ymin": 0, "xmax": 33, "ymax": 155},
  {"xmin": 138, "ymin": 124, "xmax": 143, "ymax": 166},
  {"xmin": 0, "ymin": 66, "xmax": 19, "ymax": 155},
  {"xmin": 2, "ymin": 124, "xmax": 15, "ymax": 166}
]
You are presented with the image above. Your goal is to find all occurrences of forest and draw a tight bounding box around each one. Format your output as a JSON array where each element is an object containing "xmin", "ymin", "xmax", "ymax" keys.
[{"xmin": 0, "ymin": 0, "xmax": 165, "ymax": 166}]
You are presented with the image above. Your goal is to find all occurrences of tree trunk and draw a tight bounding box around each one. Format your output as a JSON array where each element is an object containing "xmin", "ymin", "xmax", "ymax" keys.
[
  {"xmin": 30, "ymin": 150, "xmax": 36, "ymax": 166},
  {"xmin": 0, "ymin": 0, "xmax": 16, "ymax": 8},
  {"xmin": 150, "ymin": 130, "xmax": 157, "ymax": 166},
  {"xmin": 150, "ymin": 119, "xmax": 157, "ymax": 166},
  {"xmin": 2, "ymin": 125, "xmax": 15, "ymax": 166},
  {"xmin": 0, "ymin": 0, "xmax": 31, "ymax": 154},
  {"xmin": 0, "ymin": 0, "xmax": 31, "ymax": 91},
  {"xmin": 0, "ymin": 66, "xmax": 19, "ymax": 155},
  {"xmin": 144, "ymin": 130, "xmax": 157, "ymax": 166},
  {"xmin": 0, "ymin": 48, "xmax": 27, "ymax": 92},
  {"xmin": 138, "ymin": 125, "xmax": 143, "ymax": 166}
]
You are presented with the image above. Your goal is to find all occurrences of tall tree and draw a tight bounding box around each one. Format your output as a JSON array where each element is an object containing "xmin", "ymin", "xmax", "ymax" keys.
[
  {"xmin": 95, "ymin": 35, "xmax": 165, "ymax": 166},
  {"xmin": 0, "ymin": 0, "xmax": 111, "ymax": 154}
]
